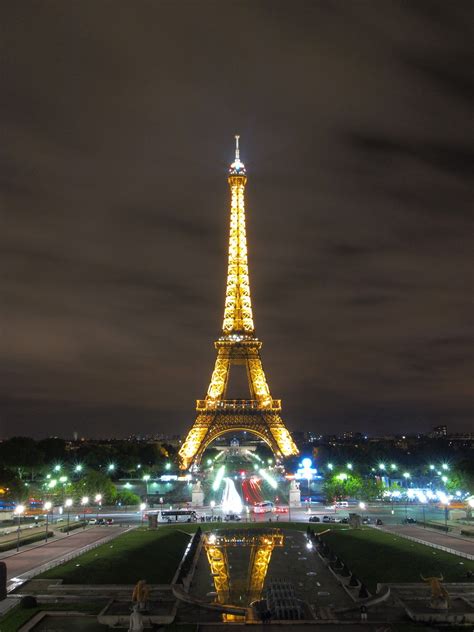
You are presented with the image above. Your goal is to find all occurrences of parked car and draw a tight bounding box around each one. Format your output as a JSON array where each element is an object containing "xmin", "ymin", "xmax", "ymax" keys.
[
  {"xmin": 362, "ymin": 516, "xmax": 371, "ymax": 524},
  {"xmin": 274, "ymin": 506, "xmax": 288, "ymax": 513},
  {"xmin": 403, "ymin": 517, "xmax": 417, "ymax": 524},
  {"xmin": 106, "ymin": 518, "xmax": 114, "ymax": 525},
  {"xmin": 322, "ymin": 516, "xmax": 331, "ymax": 523},
  {"xmin": 376, "ymin": 518, "xmax": 383, "ymax": 526},
  {"xmin": 309, "ymin": 516, "xmax": 320, "ymax": 523},
  {"xmin": 341, "ymin": 517, "xmax": 349, "ymax": 524},
  {"xmin": 97, "ymin": 518, "xmax": 106, "ymax": 525},
  {"xmin": 224, "ymin": 514, "xmax": 241, "ymax": 522},
  {"xmin": 88, "ymin": 518, "xmax": 98, "ymax": 525}
]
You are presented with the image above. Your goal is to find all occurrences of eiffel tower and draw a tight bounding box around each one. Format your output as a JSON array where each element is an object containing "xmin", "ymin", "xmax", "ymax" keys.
[{"xmin": 178, "ymin": 137, "xmax": 299, "ymax": 470}]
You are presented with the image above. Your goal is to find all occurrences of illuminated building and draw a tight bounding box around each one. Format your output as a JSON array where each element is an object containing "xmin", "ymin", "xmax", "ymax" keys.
[{"xmin": 179, "ymin": 137, "xmax": 299, "ymax": 469}]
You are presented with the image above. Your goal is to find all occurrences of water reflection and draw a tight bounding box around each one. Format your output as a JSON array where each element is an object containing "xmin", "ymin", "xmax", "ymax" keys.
[{"xmin": 204, "ymin": 529, "xmax": 284, "ymax": 614}]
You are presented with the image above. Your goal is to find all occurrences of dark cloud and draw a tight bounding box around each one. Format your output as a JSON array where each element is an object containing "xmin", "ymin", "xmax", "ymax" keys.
[{"xmin": 0, "ymin": 1, "xmax": 472, "ymax": 439}]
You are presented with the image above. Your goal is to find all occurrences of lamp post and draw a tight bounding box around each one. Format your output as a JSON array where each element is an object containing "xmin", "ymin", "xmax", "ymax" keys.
[
  {"xmin": 43, "ymin": 501, "xmax": 52, "ymax": 542},
  {"xmin": 143, "ymin": 475, "xmax": 150, "ymax": 499},
  {"xmin": 140, "ymin": 502, "xmax": 147, "ymax": 527},
  {"xmin": 444, "ymin": 502, "xmax": 449, "ymax": 531},
  {"xmin": 81, "ymin": 496, "xmax": 89, "ymax": 528},
  {"xmin": 65, "ymin": 498, "xmax": 73, "ymax": 534},
  {"xmin": 14, "ymin": 504, "xmax": 25, "ymax": 552},
  {"xmin": 95, "ymin": 494, "xmax": 102, "ymax": 522},
  {"xmin": 210, "ymin": 500, "xmax": 215, "ymax": 521}
]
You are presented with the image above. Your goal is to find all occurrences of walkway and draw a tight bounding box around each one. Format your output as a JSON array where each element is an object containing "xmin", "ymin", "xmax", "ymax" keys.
[
  {"xmin": 379, "ymin": 524, "xmax": 474, "ymax": 558},
  {"xmin": 3, "ymin": 525, "xmax": 127, "ymax": 581}
]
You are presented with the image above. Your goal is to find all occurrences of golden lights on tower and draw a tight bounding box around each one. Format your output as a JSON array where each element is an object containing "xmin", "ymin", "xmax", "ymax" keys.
[{"xmin": 178, "ymin": 138, "xmax": 299, "ymax": 470}]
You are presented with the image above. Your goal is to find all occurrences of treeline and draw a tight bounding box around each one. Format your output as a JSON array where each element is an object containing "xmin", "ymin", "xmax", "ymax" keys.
[{"xmin": 0, "ymin": 436, "xmax": 177, "ymax": 479}]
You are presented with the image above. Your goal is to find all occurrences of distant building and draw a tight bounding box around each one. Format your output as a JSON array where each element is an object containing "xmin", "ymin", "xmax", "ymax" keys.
[{"xmin": 430, "ymin": 425, "xmax": 448, "ymax": 438}]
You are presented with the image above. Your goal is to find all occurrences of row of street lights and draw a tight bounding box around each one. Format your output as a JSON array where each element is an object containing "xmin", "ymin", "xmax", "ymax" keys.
[{"xmin": 42, "ymin": 494, "xmax": 103, "ymax": 535}]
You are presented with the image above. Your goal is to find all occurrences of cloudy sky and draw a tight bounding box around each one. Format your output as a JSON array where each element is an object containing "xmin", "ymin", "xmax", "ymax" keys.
[{"xmin": 1, "ymin": 1, "xmax": 472, "ymax": 439}]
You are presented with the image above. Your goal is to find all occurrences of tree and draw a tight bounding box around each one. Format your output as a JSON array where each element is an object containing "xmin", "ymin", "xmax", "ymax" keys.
[
  {"xmin": 0, "ymin": 437, "xmax": 44, "ymax": 479},
  {"xmin": 72, "ymin": 471, "xmax": 116, "ymax": 503},
  {"xmin": 322, "ymin": 473, "xmax": 362, "ymax": 503},
  {"xmin": 37, "ymin": 438, "xmax": 66, "ymax": 464},
  {"xmin": 115, "ymin": 489, "xmax": 140, "ymax": 505},
  {"xmin": 358, "ymin": 478, "xmax": 386, "ymax": 501}
]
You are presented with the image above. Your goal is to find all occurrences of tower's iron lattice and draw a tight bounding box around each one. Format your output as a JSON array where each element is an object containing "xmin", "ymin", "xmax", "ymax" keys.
[{"xmin": 179, "ymin": 137, "xmax": 299, "ymax": 470}]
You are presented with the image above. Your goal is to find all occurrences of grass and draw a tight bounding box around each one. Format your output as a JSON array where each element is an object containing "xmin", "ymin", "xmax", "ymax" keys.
[
  {"xmin": 320, "ymin": 527, "xmax": 474, "ymax": 592},
  {"xmin": 0, "ymin": 602, "xmax": 100, "ymax": 632},
  {"xmin": 38, "ymin": 527, "xmax": 192, "ymax": 584}
]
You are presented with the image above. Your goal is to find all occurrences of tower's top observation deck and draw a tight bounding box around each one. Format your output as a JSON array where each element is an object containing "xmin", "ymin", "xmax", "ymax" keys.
[{"xmin": 229, "ymin": 134, "xmax": 246, "ymax": 176}]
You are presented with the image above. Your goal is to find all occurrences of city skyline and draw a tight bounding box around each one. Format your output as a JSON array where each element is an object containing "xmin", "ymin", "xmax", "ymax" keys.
[{"xmin": 1, "ymin": 2, "xmax": 472, "ymax": 439}]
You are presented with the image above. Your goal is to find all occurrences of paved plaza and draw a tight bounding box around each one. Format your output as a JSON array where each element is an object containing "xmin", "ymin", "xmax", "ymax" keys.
[{"xmin": 2, "ymin": 525, "xmax": 127, "ymax": 583}]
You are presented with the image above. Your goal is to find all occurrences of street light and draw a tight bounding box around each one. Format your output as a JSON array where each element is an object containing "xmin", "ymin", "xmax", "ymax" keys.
[
  {"xmin": 359, "ymin": 501, "xmax": 366, "ymax": 510},
  {"xmin": 443, "ymin": 502, "xmax": 450, "ymax": 531},
  {"xmin": 327, "ymin": 463, "xmax": 333, "ymax": 471},
  {"xmin": 81, "ymin": 496, "xmax": 89, "ymax": 528},
  {"xmin": 442, "ymin": 463, "xmax": 449, "ymax": 471},
  {"xmin": 347, "ymin": 463, "xmax": 353, "ymax": 470},
  {"xmin": 95, "ymin": 494, "xmax": 102, "ymax": 522},
  {"xmin": 143, "ymin": 474, "xmax": 150, "ymax": 497},
  {"xmin": 379, "ymin": 463, "xmax": 385, "ymax": 471},
  {"xmin": 390, "ymin": 463, "xmax": 397, "ymax": 471},
  {"xmin": 14, "ymin": 504, "xmax": 25, "ymax": 552},
  {"xmin": 140, "ymin": 502, "xmax": 147, "ymax": 527},
  {"xmin": 75, "ymin": 464, "xmax": 83, "ymax": 473},
  {"xmin": 44, "ymin": 501, "xmax": 52, "ymax": 542},
  {"xmin": 65, "ymin": 498, "xmax": 73, "ymax": 534}
]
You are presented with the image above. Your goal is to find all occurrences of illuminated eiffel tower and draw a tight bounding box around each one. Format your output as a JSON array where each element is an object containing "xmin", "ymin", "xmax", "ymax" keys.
[{"xmin": 179, "ymin": 137, "xmax": 299, "ymax": 470}]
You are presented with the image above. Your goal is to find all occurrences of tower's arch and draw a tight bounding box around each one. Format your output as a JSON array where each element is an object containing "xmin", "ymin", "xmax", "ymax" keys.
[{"xmin": 191, "ymin": 423, "xmax": 280, "ymax": 469}]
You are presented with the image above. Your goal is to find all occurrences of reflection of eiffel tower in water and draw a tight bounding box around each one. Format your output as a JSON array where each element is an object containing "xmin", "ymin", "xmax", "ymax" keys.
[
  {"xmin": 179, "ymin": 138, "xmax": 299, "ymax": 469},
  {"xmin": 204, "ymin": 530, "xmax": 284, "ymax": 619}
]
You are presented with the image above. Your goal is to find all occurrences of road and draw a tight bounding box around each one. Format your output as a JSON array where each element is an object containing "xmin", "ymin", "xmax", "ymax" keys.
[{"xmin": 3, "ymin": 525, "xmax": 127, "ymax": 581}]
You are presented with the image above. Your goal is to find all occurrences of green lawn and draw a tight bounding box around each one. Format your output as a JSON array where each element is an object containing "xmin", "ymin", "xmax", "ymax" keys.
[
  {"xmin": 320, "ymin": 527, "xmax": 474, "ymax": 592},
  {"xmin": 39, "ymin": 527, "xmax": 191, "ymax": 584}
]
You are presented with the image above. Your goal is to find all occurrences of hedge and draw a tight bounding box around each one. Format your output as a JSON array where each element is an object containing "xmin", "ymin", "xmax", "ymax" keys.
[
  {"xmin": 58, "ymin": 522, "xmax": 87, "ymax": 533},
  {"xmin": 0, "ymin": 531, "xmax": 54, "ymax": 553}
]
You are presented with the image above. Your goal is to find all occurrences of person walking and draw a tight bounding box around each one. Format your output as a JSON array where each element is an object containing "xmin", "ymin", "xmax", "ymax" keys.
[{"xmin": 360, "ymin": 604, "xmax": 368, "ymax": 622}]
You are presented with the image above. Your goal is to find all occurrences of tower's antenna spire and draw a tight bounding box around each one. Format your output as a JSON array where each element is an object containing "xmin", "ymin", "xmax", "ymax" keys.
[{"xmin": 235, "ymin": 134, "xmax": 240, "ymax": 161}]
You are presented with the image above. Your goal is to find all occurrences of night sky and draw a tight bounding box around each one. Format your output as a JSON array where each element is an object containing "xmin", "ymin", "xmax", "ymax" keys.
[{"xmin": 1, "ymin": 2, "xmax": 472, "ymax": 439}]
